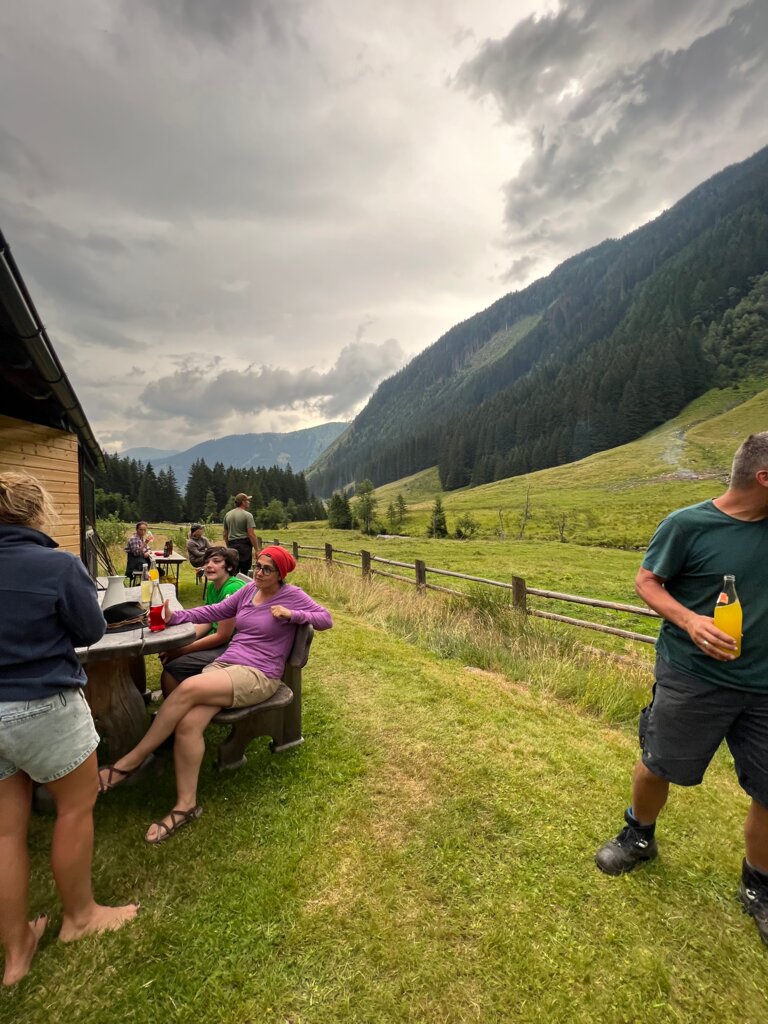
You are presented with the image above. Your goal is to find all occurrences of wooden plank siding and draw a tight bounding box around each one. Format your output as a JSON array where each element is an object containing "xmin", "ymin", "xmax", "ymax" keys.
[{"xmin": 0, "ymin": 414, "xmax": 82, "ymax": 555}]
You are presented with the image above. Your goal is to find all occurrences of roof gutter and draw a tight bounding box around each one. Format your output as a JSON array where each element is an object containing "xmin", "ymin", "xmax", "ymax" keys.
[{"xmin": 0, "ymin": 230, "xmax": 104, "ymax": 472}]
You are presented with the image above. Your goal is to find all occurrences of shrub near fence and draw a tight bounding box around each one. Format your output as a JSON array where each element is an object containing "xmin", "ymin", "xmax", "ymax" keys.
[{"xmin": 255, "ymin": 537, "xmax": 660, "ymax": 647}]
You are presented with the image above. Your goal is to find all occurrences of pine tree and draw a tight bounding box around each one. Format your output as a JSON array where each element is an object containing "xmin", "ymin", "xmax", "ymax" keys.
[
  {"xmin": 426, "ymin": 497, "xmax": 448, "ymax": 538},
  {"xmin": 203, "ymin": 489, "xmax": 218, "ymax": 522},
  {"xmin": 137, "ymin": 463, "xmax": 162, "ymax": 520},
  {"xmin": 395, "ymin": 493, "xmax": 407, "ymax": 527},
  {"xmin": 353, "ymin": 480, "xmax": 377, "ymax": 534},
  {"xmin": 185, "ymin": 459, "xmax": 213, "ymax": 521}
]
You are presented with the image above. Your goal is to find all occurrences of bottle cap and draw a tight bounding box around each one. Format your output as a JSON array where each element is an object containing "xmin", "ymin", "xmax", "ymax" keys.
[{"xmin": 149, "ymin": 569, "xmax": 159, "ymax": 581}]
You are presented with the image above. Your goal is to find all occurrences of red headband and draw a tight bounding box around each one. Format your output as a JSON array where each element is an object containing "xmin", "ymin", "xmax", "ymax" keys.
[{"xmin": 259, "ymin": 545, "xmax": 296, "ymax": 580}]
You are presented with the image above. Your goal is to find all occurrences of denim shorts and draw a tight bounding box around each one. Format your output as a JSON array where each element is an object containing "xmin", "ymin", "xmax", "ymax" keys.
[
  {"xmin": 639, "ymin": 657, "xmax": 768, "ymax": 806},
  {"xmin": 0, "ymin": 689, "xmax": 99, "ymax": 784}
]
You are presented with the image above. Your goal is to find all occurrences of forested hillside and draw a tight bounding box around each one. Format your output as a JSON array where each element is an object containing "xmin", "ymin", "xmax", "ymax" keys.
[
  {"xmin": 308, "ymin": 145, "xmax": 768, "ymax": 495},
  {"xmin": 96, "ymin": 452, "xmax": 325, "ymax": 525}
]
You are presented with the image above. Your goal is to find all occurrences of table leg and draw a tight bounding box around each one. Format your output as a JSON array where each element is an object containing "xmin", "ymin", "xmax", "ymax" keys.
[{"xmin": 85, "ymin": 656, "xmax": 149, "ymax": 763}]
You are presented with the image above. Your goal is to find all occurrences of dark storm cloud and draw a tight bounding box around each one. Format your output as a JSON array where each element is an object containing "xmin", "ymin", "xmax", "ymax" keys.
[
  {"xmin": 137, "ymin": 338, "xmax": 404, "ymax": 428},
  {"xmin": 0, "ymin": 128, "xmax": 55, "ymax": 197},
  {"xmin": 133, "ymin": 0, "xmax": 297, "ymax": 47},
  {"xmin": 458, "ymin": 0, "xmax": 768, "ymax": 279},
  {"xmin": 0, "ymin": 203, "xmax": 149, "ymax": 331}
]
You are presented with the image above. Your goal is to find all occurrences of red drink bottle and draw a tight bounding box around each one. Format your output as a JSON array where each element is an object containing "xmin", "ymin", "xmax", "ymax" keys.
[{"xmin": 149, "ymin": 579, "xmax": 166, "ymax": 632}]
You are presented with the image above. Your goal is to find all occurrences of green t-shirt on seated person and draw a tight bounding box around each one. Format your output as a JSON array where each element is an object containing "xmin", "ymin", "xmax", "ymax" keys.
[
  {"xmin": 205, "ymin": 575, "xmax": 245, "ymax": 634},
  {"xmin": 642, "ymin": 500, "xmax": 768, "ymax": 691}
]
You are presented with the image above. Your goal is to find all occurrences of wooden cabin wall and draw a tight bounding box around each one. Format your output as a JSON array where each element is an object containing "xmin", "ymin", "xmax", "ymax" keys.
[{"xmin": 0, "ymin": 413, "xmax": 82, "ymax": 555}]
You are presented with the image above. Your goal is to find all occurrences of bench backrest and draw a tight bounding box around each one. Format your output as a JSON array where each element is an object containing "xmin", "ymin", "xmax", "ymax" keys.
[{"xmin": 287, "ymin": 622, "xmax": 313, "ymax": 673}]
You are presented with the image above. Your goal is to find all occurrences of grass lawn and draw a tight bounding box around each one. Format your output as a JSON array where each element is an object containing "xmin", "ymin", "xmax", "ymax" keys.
[{"xmin": 6, "ymin": 561, "xmax": 768, "ymax": 1022}]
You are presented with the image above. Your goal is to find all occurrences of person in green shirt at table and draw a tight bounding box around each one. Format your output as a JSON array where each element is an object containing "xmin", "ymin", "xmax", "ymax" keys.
[{"xmin": 159, "ymin": 546, "xmax": 245, "ymax": 697}]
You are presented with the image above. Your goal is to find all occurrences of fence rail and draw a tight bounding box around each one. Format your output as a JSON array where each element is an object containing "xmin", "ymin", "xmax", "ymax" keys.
[{"xmin": 255, "ymin": 537, "xmax": 659, "ymax": 646}]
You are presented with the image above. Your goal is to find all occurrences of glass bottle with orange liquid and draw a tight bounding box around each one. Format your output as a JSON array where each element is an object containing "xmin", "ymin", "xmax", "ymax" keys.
[{"xmin": 713, "ymin": 574, "xmax": 742, "ymax": 658}]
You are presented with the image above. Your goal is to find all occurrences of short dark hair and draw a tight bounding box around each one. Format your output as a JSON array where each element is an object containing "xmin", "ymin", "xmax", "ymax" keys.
[
  {"xmin": 203, "ymin": 545, "xmax": 239, "ymax": 576},
  {"xmin": 730, "ymin": 432, "xmax": 768, "ymax": 489}
]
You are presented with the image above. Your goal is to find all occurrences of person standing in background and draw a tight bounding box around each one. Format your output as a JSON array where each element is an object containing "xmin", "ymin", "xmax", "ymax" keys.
[
  {"xmin": 0, "ymin": 473, "xmax": 138, "ymax": 986},
  {"xmin": 222, "ymin": 493, "xmax": 258, "ymax": 575}
]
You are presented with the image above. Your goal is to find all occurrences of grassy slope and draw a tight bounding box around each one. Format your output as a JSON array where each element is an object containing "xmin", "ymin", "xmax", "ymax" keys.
[
  {"xmin": 370, "ymin": 378, "xmax": 768, "ymax": 547},
  {"xmin": 9, "ymin": 563, "xmax": 768, "ymax": 1024},
  {"xmin": 462, "ymin": 313, "xmax": 541, "ymax": 373}
]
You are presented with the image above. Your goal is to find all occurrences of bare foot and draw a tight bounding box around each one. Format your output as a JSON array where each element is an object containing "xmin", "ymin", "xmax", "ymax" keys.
[
  {"xmin": 59, "ymin": 902, "xmax": 140, "ymax": 943},
  {"xmin": 2, "ymin": 914, "xmax": 48, "ymax": 986}
]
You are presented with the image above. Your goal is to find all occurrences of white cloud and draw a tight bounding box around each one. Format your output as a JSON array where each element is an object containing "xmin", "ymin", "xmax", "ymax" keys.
[{"xmin": 136, "ymin": 337, "xmax": 404, "ymax": 433}]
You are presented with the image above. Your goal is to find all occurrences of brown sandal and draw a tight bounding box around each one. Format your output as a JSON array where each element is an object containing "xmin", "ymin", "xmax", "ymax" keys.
[
  {"xmin": 98, "ymin": 755, "xmax": 154, "ymax": 794},
  {"xmin": 144, "ymin": 806, "xmax": 203, "ymax": 845}
]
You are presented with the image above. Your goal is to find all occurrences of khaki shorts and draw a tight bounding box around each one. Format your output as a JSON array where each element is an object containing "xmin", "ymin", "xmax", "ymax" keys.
[{"xmin": 202, "ymin": 660, "xmax": 281, "ymax": 708}]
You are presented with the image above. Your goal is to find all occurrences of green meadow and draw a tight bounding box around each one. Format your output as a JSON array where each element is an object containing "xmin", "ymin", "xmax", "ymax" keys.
[{"xmin": 8, "ymin": 558, "xmax": 768, "ymax": 1024}]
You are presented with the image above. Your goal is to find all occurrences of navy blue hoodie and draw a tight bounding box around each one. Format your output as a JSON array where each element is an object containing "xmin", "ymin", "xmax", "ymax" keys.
[{"xmin": 0, "ymin": 524, "xmax": 106, "ymax": 701}]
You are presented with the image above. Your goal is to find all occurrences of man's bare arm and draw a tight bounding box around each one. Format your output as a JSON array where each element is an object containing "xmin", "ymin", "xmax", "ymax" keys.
[{"xmin": 635, "ymin": 567, "xmax": 737, "ymax": 661}]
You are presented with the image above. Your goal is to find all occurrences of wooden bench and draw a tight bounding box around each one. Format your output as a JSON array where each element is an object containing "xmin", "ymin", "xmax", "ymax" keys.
[{"xmin": 211, "ymin": 621, "xmax": 313, "ymax": 770}]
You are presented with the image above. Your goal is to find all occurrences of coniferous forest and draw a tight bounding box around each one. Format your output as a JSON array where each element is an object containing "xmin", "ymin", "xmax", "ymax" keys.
[
  {"xmin": 308, "ymin": 145, "xmax": 768, "ymax": 495},
  {"xmin": 96, "ymin": 453, "xmax": 326, "ymax": 527}
]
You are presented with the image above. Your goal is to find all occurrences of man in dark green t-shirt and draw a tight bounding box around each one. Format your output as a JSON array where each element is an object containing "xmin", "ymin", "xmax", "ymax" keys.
[{"xmin": 595, "ymin": 432, "xmax": 768, "ymax": 947}]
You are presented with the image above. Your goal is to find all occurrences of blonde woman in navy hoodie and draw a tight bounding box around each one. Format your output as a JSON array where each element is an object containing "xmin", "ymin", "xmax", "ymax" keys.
[{"xmin": 0, "ymin": 473, "xmax": 138, "ymax": 986}]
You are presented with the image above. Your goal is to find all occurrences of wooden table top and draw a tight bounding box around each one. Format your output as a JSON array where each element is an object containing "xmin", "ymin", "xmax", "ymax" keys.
[
  {"xmin": 148, "ymin": 553, "xmax": 187, "ymax": 566},
  {"xmin": 76, "ymin": 583, "xmax": 195, "ymax": 664}
]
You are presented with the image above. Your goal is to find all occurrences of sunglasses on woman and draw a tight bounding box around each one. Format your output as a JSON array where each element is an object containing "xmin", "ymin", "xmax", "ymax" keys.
[{"xmin": 254, "ymin": 563, "xmax": 276, "ymax": 575}]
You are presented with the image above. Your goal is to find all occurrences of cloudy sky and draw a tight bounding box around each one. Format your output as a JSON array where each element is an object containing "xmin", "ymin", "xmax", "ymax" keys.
[{"xmin": 2, "ymin": 0, "xmax": 766, "ymax": 451}]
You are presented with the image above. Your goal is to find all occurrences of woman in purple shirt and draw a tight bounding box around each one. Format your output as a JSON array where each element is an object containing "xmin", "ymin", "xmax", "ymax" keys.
[{"xmin": 99, "ymin": 547, "xmax": 332, "ymax": 844}]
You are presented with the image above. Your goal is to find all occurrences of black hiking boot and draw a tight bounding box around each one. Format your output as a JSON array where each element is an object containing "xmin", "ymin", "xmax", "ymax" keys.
[
  {"xmin": 739, "ymin": 860, "xmax": 768, "ymax": 946},
  {"xmin": 595, "ymin": 809, "xmax": 658, "ymax": 876}
]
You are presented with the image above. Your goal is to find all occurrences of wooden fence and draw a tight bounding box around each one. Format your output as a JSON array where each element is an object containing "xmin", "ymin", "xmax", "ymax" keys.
[{"xmin": 255, "ymin": 537, "xmax": 660, "ymax": 646}]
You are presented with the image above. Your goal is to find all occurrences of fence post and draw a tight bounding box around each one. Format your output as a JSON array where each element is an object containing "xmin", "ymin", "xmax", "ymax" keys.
[
  {"xmin": 361, "ymin": 550, "xmax": 371, "ymax": 578},
  {"xmin": 255, "ymin": 536, "xmax": 262, "ymax": 552},
  {"xmin": 292, "ymin": 541, "xmax": 299, "ymax": 560},
  {"xmin": 511, "ymin": 575, "xmax": 527, "ymax": 612},
  {"xmin": 415, "ymin": 559, "xmax": 426, "ymax": 594},
  {"xmin": 325, "ymin": 543, "xmax": 333, "ymax": 565}
]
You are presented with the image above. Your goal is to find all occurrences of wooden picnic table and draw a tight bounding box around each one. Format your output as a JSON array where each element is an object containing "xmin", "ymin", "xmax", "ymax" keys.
[
  {"xmin": 75, "ymin": 583, "xmax": 195, "ymax": 762},
  {"xmin": 148, "ymin": 551, "xmax": 187, "ymax": 593}
]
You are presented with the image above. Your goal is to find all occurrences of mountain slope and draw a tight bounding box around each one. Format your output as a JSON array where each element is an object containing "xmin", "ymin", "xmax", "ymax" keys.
[
  {"xmin": 309, "ymin": 145, "xmax": 768, "ymax": 495},
  {"xmin": 371, "ymin": 376, "xmax": 768, "ymax": 548},
  {"xmin": 123, "ymin": 422, "xmax": 346, "ymax": 480}
]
